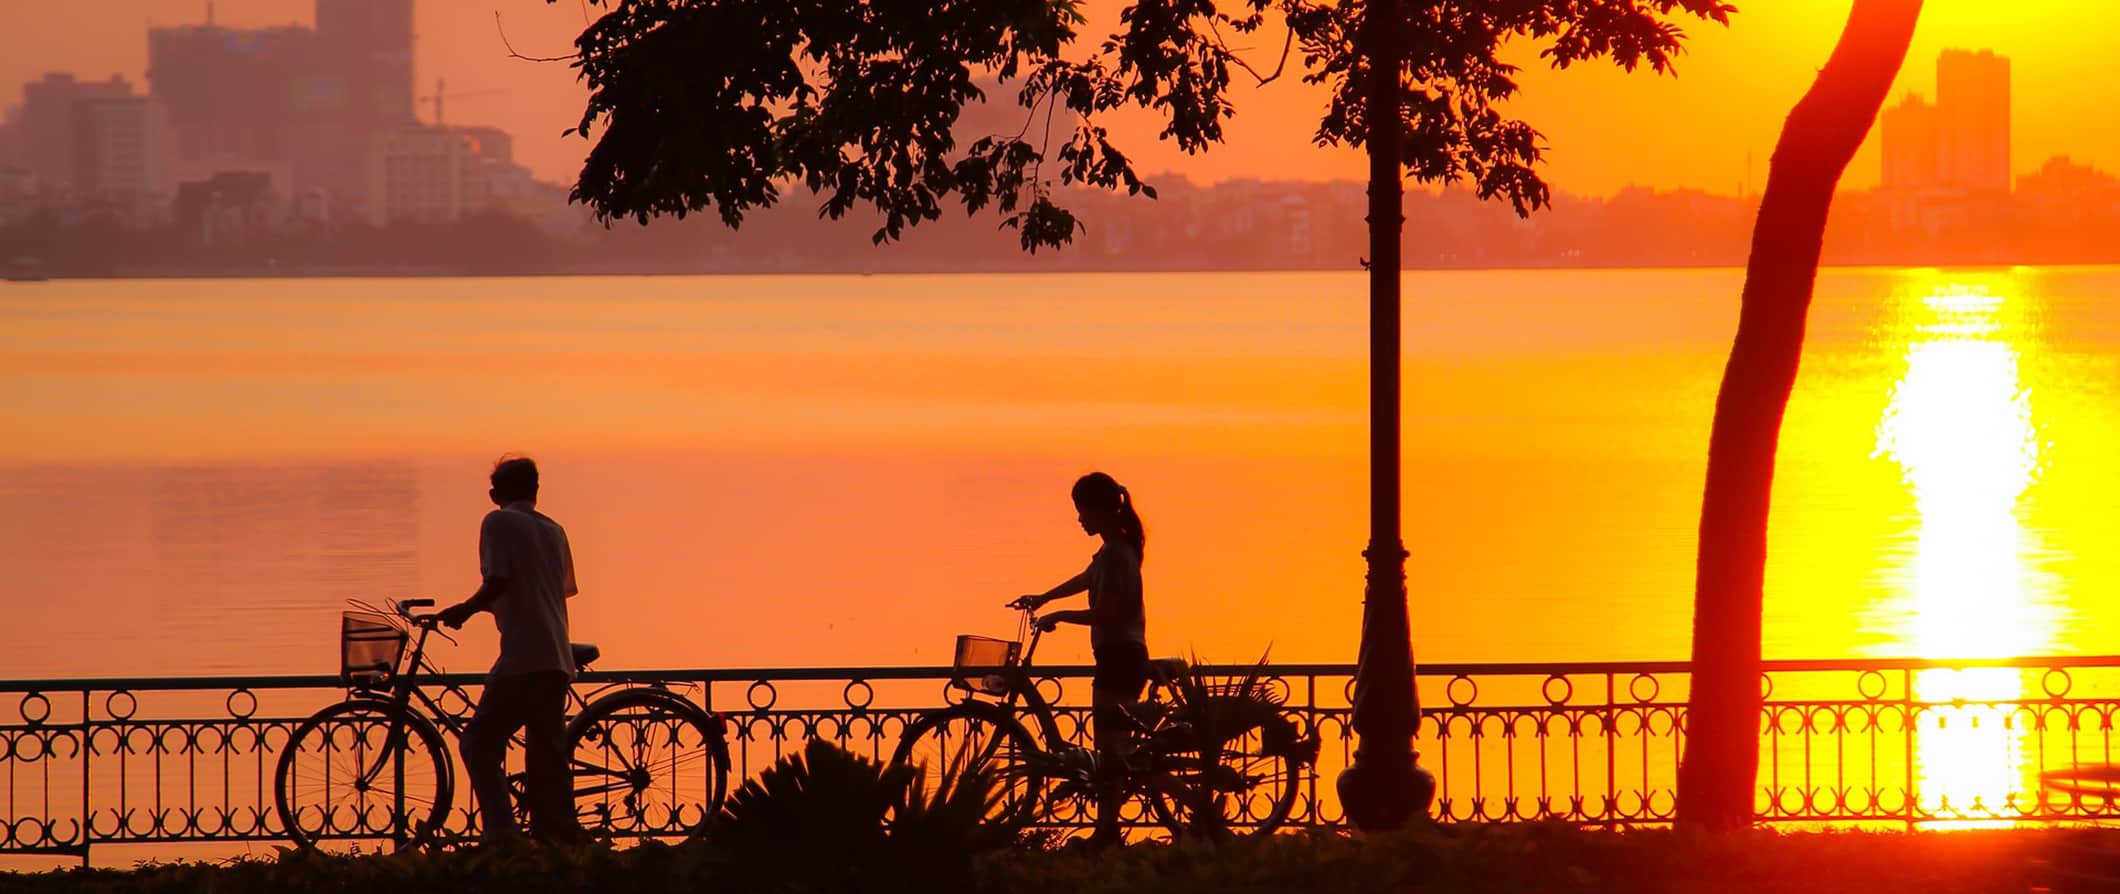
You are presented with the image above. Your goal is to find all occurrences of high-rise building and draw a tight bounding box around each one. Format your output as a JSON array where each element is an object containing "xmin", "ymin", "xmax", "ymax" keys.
[
  {"xmin": 147, "ymin": 25, "xmax": 315, "ymax": 166},
  {"xmin": 72, "ymin": 96, "xmax": 172, "ymax": 206},
  {"xmin": 367, "ymin": 125, "xmax": 468, "ymax": 226},
  {"xmin": 316, "ymin": 0, "xmax": 415, "ymax": 123},
  {"xmin": 0, "ymin": 105, "xmax": 23, "ymax": 168},
  {"xmin": 148, "ymin": 2, "xmax": 418, "ymax": 211},
  {"xmin": 367, "ymin": 122, "xmax": 553, "ymax": 226},
  {"xmin": 1881, "ymin": 94, "xmax": 1941, "ymax": 191},
  {"xmin": 1937, "ymin": 49, "xmax": 2010, "ymax": 193},
  {"xmin": 20, "ymin": 73, "xmax": 134, "ymax": 194},
  {"xmin": 312, "ymin": 0, "xmax": 417, "ymax": 210},
  {"xmin": 1881, "ymin": 50, "xmax": 2011, "ymax": 194}
]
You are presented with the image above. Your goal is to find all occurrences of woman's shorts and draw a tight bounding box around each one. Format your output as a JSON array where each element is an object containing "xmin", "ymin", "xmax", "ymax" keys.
[{"xmin": 1092, "ymin": 642, "xmax": 1151, "ymax": 701}]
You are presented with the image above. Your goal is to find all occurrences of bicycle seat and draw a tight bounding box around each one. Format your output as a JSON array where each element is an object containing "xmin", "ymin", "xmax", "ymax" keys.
[
  {"xmin": 1150, "ymin": 657, "xmax": 1190, "ymax": 684},
  {"xmin": 572, "ymin": 642, "xmax": 601, "ymax": 669}
]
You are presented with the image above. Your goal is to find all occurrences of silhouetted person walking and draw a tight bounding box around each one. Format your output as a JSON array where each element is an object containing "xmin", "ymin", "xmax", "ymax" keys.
[
  {"xmin": 1015, "ymin": 472, "xmax": 1148, "ymax": 848},
  {"xmin": 437, "ymin": 456, "xmax": 582, "ymax": 845}
]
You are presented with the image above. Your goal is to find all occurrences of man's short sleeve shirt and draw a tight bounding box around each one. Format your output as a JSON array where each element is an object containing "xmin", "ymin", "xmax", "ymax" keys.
[{"xmin": 479, "ymin": 502, "xmax": 577, "ymax": 678}]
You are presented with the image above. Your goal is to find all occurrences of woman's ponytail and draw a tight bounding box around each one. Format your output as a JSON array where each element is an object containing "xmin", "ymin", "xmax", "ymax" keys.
[{"xmin": 1115, "ymin": 486, "xmax": 1146, "ymax": 559}]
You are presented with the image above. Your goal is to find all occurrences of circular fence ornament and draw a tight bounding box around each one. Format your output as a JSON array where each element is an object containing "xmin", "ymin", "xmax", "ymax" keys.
[
  {"xmin": 1857, "ymin": 670, "xmax": 1889, "ymax": 701},
  {"xmin": 19, "ymin": 692, "xmax": 51, "ymax": 726},
  {"xmin": 2044, "ymin": 668, "xmax": 2073, "ymax": 699},
  {"xmin": 1542, "ymin": 674, "xmax": 1574, "ymax": 706},
  {"xmin": 227, "ymin": 688, "xmax": 259, "ymax": 720},
  {"xmin": 1446, "ymin": 675, "xmax": 1478, "ymax": 708},
  {"xmin": 105, "ymin": 690, "xmax": 137, "ymax": 721},
  {"xmin": 746, "ymin": 680, "xmax": 778, "ymax": 711}
]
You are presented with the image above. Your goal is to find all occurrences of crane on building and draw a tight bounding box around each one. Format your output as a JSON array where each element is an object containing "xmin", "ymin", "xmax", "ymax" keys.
[{"xmin": 416, "ymin": 79, "xmax": 506, "ymax": 127}]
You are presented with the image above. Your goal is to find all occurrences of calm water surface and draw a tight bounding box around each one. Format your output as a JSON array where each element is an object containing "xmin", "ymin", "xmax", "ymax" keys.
[{"xmin": 4, "ymin": 268, "xmax": 2119, "ymax": 680}]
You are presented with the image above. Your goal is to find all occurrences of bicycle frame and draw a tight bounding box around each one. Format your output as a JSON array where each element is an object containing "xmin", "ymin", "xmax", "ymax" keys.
[
  {"xmin": 360, "ymin": 612, "xmax": 591, "ymax": 734},
  {"xmin": 366, "ymin": 611, "xmax": 720, "ymax": 829},
  {"xmin": 334, "ymin": 618, "xmax": 460, "ymax": 725},
  {"xmin": 960, "ymin": 610, "xmax": 1187, "ymax": 758},
  {"xmin": 288, "ymin": 599, "xmax": 734, "ymax": 850}
]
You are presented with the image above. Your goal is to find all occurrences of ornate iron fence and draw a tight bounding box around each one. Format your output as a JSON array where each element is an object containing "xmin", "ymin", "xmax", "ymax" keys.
[{"xmin": 5, "ymin": 656, "xmax": 2120, "ymax": 864}]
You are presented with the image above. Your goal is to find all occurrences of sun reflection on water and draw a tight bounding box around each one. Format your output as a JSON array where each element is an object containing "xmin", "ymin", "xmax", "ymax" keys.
[{"xmin": 1874, "ymin": 280, "xmax": 2052, "ymax": 824}]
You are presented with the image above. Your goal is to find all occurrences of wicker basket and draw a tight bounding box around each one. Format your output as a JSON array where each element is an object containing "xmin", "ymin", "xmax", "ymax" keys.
[
  {"xmin": 951, "ymin": 635, "xmax": 1019, "ymax": 695},
  {"xmin": 341, "ymin": 611, "xmax": 407, "ymax": 685}
]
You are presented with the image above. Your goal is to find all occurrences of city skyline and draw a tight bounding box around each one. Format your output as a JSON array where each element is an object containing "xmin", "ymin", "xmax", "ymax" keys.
[
  {"xmin": 3, "ymin": 1, "xmax": 2116, "ymax": 200},
  {"xmin": 7, "ymin": 4, "xmax": 2118, "ymax": 279}
]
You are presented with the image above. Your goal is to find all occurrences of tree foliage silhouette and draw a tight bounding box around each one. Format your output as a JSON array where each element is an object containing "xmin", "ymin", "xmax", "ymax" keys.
[
  {"xmin": 1677, "ymin": 0, "xmax": 1922, "ymax": 831},
  {"xmin": 550, "ymin": 0, "xmax": 1734, "ymax": 250},
  {"xmin": 549, "ymin": 0, "xmax": 1738, "ymax": 833}
]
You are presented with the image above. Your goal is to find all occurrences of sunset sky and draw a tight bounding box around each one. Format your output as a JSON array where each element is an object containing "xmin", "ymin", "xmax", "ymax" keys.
[{"xmin": 5, "ymin": 1, "xmax": 2114, "ymax": 200}]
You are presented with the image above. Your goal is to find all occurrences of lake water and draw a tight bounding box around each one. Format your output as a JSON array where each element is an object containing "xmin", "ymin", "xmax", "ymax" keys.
[{"xmin": 5, "ymin": 268, "xmax": 2119, "ymax": 681}]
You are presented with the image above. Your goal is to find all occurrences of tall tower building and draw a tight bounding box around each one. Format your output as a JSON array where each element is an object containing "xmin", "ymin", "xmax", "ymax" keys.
[
  {"xmin": 311, "ymin": 0, "xmax": 416, "ymax": 210},
  {"xmin": 1882, "ymin": 50, "xmax": 2011, "ymax": 195},
  {"xmin": 316, "ymin": 0, "xmax": 415, "ymax": 123},
  {"xmin": 1936, "ymin": 49, "xmax": 2010, "ymax": 193}
]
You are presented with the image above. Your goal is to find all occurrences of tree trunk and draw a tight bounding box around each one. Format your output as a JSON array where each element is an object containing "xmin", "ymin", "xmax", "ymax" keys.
[{"xmin": 1675, "ymin": 0, "xmax": 1922, "ymax": 831}]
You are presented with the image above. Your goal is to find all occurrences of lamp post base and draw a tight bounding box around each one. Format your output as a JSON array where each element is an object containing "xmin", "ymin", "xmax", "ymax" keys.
[{"xmin": 1336, "ymin": 746, "xmax": 1436, "ymax": 831}]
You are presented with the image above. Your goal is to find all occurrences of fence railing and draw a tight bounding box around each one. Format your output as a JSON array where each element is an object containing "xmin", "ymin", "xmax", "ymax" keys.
[{"xmin": 5, "ymin": 656, "xmax": 2120, "ymax": 864}]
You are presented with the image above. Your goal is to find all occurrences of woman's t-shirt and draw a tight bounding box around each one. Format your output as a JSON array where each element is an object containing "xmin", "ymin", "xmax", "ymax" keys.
[{"xmin": 1085, "ymin": 540, "xmax": 1146, "ymax": 652}]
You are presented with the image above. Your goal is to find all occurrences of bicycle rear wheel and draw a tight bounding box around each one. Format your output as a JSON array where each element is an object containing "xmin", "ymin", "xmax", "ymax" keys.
[
  {"xmin": 891, "ymin": 702, "xmax": 1047, "ymax": 827},
  {"xmin": 566, "ymin": 688, "xmax": 730, "ymax": 841},
  {"xmin": 275, "ymin": 699, "xmax": 453, "ymax": 849},
  {"xmin": 1147, "ymin": 707, "xmax": 1302, "ymax": 836}
]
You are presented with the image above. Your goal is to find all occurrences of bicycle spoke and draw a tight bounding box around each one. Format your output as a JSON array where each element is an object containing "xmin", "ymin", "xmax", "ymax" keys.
[
  {"xmin": 567, "ymin": 697, "xmax": 722, "ymax": 839},
  {"xmin": 571, "ymin": 780, "xmax": 636, "ymax": 799},
  {"xmin": 278, "ymin": 703, "xmax": 449, "ymax": 847}
]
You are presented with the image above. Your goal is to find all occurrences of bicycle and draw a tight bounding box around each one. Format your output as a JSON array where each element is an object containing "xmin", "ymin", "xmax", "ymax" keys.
[
  {"xmin": 889, "ymin": 603, "xmax": 1315, "ymax": 837},
  {"xmin": 273, "ymin": 598, "xmax": 732, "ymax": 848}
]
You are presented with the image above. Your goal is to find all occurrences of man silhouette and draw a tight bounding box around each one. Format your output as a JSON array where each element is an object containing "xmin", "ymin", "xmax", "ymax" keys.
[{"xmin": 437, "ymin": 455, "xmax": 582, "ymax": 844}]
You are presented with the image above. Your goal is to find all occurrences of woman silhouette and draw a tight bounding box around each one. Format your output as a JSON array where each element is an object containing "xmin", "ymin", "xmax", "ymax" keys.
[{"xmin": 1014, "ymin": 471, "xmax": 1148, "ymax": 847}]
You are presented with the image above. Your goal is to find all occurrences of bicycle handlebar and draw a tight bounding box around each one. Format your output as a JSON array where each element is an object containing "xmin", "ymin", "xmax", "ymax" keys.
[
  {"xmin": 1001, "ymin": 600, "xmax": 1046, "ymax": 627},
  {"xmin": 394, "ymin": 598, "xmax": 444, "ymax": 630}
]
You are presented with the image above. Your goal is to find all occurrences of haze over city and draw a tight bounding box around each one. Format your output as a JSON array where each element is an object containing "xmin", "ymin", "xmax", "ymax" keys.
[
  {"xmin": 3, "ymin": 1, "xmax": 2115, "ymax": 197},
  {"xmin": 2, "ymin": 0, "xmax": 2114, "ymax": 278}
]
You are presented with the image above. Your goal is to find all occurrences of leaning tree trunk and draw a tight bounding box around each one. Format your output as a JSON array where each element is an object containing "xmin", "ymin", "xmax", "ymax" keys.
[{"xmin": 1675, "ymin": 0, "xmax": 1923, "ymax": 831}]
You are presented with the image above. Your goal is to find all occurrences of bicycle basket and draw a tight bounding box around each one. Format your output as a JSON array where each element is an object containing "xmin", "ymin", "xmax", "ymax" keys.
[
  {"xmin": 951, "ymin": 635, "xmax": 1020, "ymax": 695},
  {"xmin": 341, "ymin": 611, "xmax": 407, "ymax": 685}
]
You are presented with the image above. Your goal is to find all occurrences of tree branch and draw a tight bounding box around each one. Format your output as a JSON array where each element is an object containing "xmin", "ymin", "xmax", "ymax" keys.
[
  {"xmin": 1207, "ymin": 17, "xmax": 1297, "ymax": 86},
  {"xmin": 496, "ymin": 12, "xmax": 577, "ymax": 63}
]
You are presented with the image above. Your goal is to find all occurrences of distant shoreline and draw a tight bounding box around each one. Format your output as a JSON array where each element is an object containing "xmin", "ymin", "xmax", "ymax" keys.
[{"xmin": 5, "ymin": 257, "xmax": 2086, "ymax": 283}]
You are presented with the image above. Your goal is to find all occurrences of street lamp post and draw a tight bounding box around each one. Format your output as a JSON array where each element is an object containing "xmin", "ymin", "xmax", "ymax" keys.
[{"xmin": 1335, "ymin": 0, "xmax": 1435, "ymax": 831}]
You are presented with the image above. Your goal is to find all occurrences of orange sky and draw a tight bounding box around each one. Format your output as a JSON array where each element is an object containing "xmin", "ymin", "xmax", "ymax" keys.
[{"xmin": 4, "ymin": 1, "xmax": 2114, "ymax": 199}]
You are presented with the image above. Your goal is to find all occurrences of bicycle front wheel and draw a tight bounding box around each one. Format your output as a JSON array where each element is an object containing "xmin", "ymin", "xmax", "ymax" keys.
[
  {"xmin": 892, "ymin": 702, "xmax": 1047, "ymax": 827},
  {"xmin": 567, "ymin": 688, "xmax": 730, "ymax": 841},
  {"xmin": 275, "ymin": 699, "xmax": 453, "ymax": 849}
]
